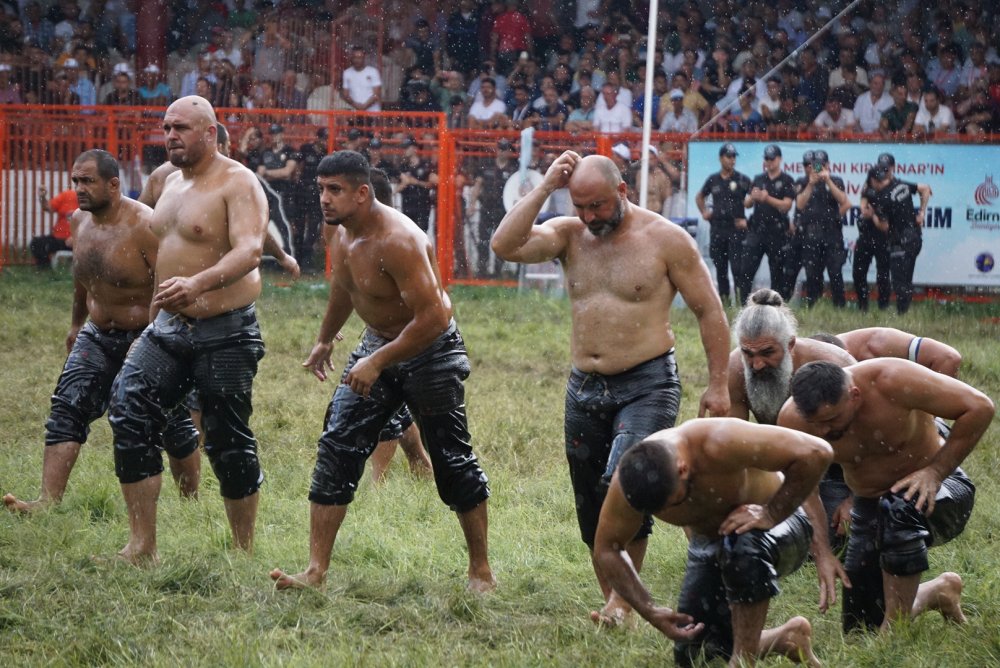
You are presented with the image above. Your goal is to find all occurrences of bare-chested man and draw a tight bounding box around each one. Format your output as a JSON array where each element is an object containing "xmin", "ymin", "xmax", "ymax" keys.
[
  {"xmin": 594, "ymin": 419, "xmax": 832, "ymax": 667},
  {"xmin": 269, "ymin": 151, "xmax": 494, "ymax": 592},
  {"xmin": 490, "ymin": 152, "xmax": 730, "ymax": 623},
  {"xmin": 813, "ymin": 327, "xmax": 962, "ymax": 378},
  {"xmin": 781, "ymin": 360, "xmax": 994, "ymax": 632},
  {"xmin": 140, "ymin": 122, "xmax": 300, "ymax": 280},
  {"xmin": 727, "ymin": 289, "xmax": 856, "ymax": 551},
  {"xmin": 107, "ymin": 96, "xmax": 270, "ymax": 564},
  {"xmin": 361, "ymin": 167, "xmax": 432, "ymax": 485},
  {"xmin": 3, "ymin": 150, "xmax": 201, "ymax": 514}
]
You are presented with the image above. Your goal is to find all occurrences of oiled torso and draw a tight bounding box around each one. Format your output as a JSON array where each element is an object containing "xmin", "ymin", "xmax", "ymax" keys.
[
  {"xmin": 72, "ymin": 201, "xmax": 155, "ymax": 330},
  {"xmin": 658, "ymin": 468, "xmax": 784, "ymax": 537},
  {"xmin": 562, "ymin": 215, "xmax": 677, "ymax": 374},
  {"xmin": 152, "ymin": 161, "xmax": 262, "ymax": 317},
  {"xmin": 330, "ymin": 207, "xmax": 449, "ymax": 339}
]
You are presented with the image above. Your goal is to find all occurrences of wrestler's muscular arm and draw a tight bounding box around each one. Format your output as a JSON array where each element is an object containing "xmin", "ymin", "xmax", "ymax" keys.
[
  {"xmin": 882, "ymin": 362, "xmax": 995, "ymax": 514},
  {"xmin": 490, "ymin": 150, "xmax": 577, "ymax": 264},
  {"xmin": 303, "ymin": 272, "xmax": 355, "ymax": 382},
  {"xmin": 342, "ymin": 237, "xmax": 451, "ymax": 397},
  {"xmin": 664, "ymin": 226, "xmax": 730, "ymax": 417},
  {"xmin": 726, "ymin": 349, "xmax": 751, "ymax": 420},
  {"xmin": 593, "ymin": 479, "xmax": 704, "ymax": 641},
  {"xmin": 154, "ymin": 168, "xmax": 268, "ymax": 310},
  {"xmin": 66, "ymin": 211, "xmax": 88, "ymax": 353}
]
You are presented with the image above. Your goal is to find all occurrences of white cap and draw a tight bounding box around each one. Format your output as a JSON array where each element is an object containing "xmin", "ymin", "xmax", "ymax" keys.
[
  {"xmin": 112, "ymin": 62, "xmax": 132, "ymax": 76},
  {"xmin": 611, "ymin": 143, "xmax": 630, "ymax": 160},
  {"xmin": 0, "ymin": 64, "xmax": 11, "ymax": 72},
  {"xmin": 646, "ymin": 145, "xmax": 659, "ymax": 156},
  {"xmin": 62, "ymin": 58, "xmax": 79, "ymax": 68},
  {"xmin": 816, "ymin": 5, "xmax": 832, "ymax": 18},
  {"xmin": 668, "ymin": 88, "xmax": 684, "ymax": 100},
  {"xmin": 143, "ymin": 64, "xmax": 160, "ymax": 74}
]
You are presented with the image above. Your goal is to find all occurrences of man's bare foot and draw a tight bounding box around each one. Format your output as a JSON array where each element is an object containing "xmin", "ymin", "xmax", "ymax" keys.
[
  {"xmin": 117, "ymin": 544, "xmax": 160, "ymax": 567},
  {"xmin": 270, "ymin": 568, "xmax": 325, "ymax": 590},
  {"xmin": 918, "ymin": 572, "xmax": 967, "ymax": 624},
  {"xmin": 3, "ymin": 493, "xmax": 47, "ymax": 514},
  {"xmin": 764, "ymin": 616, "xmax": 821, "ymax": 667},
  {"xmin": 467, "ymin": 570, "xmax": 497, "ymax": 594}
]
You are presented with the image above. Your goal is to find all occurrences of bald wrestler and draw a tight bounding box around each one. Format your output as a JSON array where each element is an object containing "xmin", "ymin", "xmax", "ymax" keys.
[
  {"xmin": 491, "ymin": 151, "xmax": 730, "ymax": 623},
  {"xmin": 108, "ymin": 97, "xmax": 270, "ymax": 564}
]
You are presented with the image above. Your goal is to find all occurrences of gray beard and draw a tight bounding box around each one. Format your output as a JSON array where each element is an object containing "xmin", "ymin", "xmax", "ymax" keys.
[{"xmin": 743, "ymin": 353, "xmax": 794, "ymax": 425}]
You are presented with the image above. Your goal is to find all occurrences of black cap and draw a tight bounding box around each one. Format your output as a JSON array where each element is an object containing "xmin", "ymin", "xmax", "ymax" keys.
[
  {"xmin": 347, "ymin": 128, "xmax": 362, "ymax": 140},
  {"xmin": 872, "ymin": 165, "xmax": 890, "ymax": 180},
  {"xmin": 369, "ymin": 137, "xmax": 382, "ymax": 149},
  {"xmin": 719, "ymin": 143, "xmax": 738, "ymax": 157},
  {"xmin": 497, "ymin": 138, "xmax": 513, "ymax": 150},
  {"xmin": 763, "ymin": 144, "xmax": 781, "ymax": 160},
  {"xmin": 401, "ymin": 134, "xmax": 416, "ymax": 147},
  {"xmin": 813, "ymin": 149, "xmax": 829, "ymax": 164},
  {"xmin": 877, "ymin": 152, "xmax": 895, "ymax": 167},
  {"xmin": 316, "ymin": 127, "xmax": 328, "ymax": 139},
  {"xmin": 415, "ymin": 18, "xmax": 429, "ymax": 28},
  {"xmin": 268, "ymin": 123, "xmax": 284, "ymax": 134},
  {"xmin": 802, "ymin": 150, "xmax": 815, "ymax": 166}
]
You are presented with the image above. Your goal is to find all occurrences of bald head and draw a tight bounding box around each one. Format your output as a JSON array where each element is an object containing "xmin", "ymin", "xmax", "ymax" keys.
[
  {"xmin": 167, "ymin": 95, "xmax": 218, "ymax": 126},
  {"xmin": 570, "ymin": 155, "xmax": 622, "ymax": 192},
  {"xmin": 569, "ymin": 155, "xmax": 627, "ymax": 238},
  {"xmin": 164, "ymin": 95, "xmax": 219, "ymax": 167}
]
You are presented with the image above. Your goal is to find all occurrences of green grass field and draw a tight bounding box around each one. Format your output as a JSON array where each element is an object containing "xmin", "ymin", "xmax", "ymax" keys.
[{"xmin": 1, "ymin": 267, "xmax": 998, "ymax": 667}]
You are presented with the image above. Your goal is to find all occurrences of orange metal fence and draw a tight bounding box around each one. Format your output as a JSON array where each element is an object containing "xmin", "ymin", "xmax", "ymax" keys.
[{"xmin": 3, "ymin": 103, "xmax": 998, "ymax": 289}]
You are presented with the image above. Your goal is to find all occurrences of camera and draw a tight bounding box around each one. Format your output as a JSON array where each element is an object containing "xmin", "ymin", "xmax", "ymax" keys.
[{"xmin": 812, "ymin": 162, "xmax": 824, "ymax": 172}]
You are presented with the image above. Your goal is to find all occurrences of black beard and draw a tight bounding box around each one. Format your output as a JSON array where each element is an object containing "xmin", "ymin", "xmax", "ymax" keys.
[{"xmin": 586, "ymin": 200, "xmax": 624, "ymax": 237}]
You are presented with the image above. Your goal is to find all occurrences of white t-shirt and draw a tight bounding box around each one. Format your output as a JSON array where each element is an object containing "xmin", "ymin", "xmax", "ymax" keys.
[
  {"xmin": 813, "ymin": 108, "xmax": 857, "ymax": 130},
  {"xmin": 853, "ymin": 91, "xmax": 893, "ymax": 133},
  {"xmin": 342, "ymin": 65, "xmax": 382, "ymax": 111},
  {"xmin": 593, "ymin": 102, "xmax": 633, "ymax": 133},
  {"xmin": 468, "ymin": 97, "xmax": 508, "ymax": 122},
  {"xmin": 914, "ymin": 105, "xmax": 956, "ymax": 134}
]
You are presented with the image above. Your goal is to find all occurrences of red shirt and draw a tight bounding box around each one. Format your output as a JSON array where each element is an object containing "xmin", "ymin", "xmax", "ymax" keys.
[
  {"xmin": 48, "ymin": 190, "xmax": 78, "ymax": 240},
  {"xmin": 493, "ymin": 10, "xmax": 531, "ymax": 53}
]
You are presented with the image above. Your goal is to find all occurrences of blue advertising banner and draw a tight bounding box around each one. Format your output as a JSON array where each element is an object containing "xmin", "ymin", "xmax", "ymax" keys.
[{"xmin": 686, "ymin": 141, "xmax": 1000, "ymax": 287}]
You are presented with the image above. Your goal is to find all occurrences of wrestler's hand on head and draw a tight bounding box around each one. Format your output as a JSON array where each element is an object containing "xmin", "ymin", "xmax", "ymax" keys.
[
  {"xmin": 343, "ymin": 355, "xmax": 381, "ymax": 397},
  {"xmin": 648, "ymin": 607, "xmax": 704, "ymax": 640},
  {"xmin": 719, "ymin": 503, "xmax": 776, "ymax": 535},
  {"xmin": 154, "ymin": 276, "xmax": 203, "ymax": 310},
  {"xmin": 697, "ymin": 385, "xmax": 730, "ymax": 417},
  {"xmin": 542, "ymin": 150, "xmax": 581, "ymax": 192},
  {"xmin": 891, "ymin": 466, "xmax": 943, "ymax": 515},
  {"xmin": 302, "ymin": 341, "xmax": 335, "ymax": 381}
]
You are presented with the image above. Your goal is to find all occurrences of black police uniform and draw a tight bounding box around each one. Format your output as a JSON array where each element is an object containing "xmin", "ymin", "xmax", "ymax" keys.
[
  {"xmin": 868, "ymin": 178, "xmax": 923, "ymax": 314},
  {"xmin": 294, "ymin": 140, "xmax": 326, "ymax": 270},
  {"xmin": 740, "ymin": 170, "xmax": 796, "ymax": 302},
  {"xmin": 854, "ymin": 169, "xmax": 892, "ymax": 311},
  {"xmin": 699, "ymin": 170, "xmax": 751, "ymax": 301},
  {"xmin": 795, "ymin": 170, "xmax": 847, "ymax": 307}
]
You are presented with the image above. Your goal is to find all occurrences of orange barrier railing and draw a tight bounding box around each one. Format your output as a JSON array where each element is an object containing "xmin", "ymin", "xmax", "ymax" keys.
[{"xmin": 3, "ymin": 103, "xmax": 999, "ymax": 289}]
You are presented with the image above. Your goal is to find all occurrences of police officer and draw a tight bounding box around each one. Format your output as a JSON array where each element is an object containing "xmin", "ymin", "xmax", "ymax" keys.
[
  {"xmin": 867, "ymin": 158, "xmax": 933, "ymax": 314},
  {"xmin": 293, "ymin": 127, "xmax": 328, "ymax": 271},
  {"xmin": 794, "ymin": 148, "xmax": 850, "ymax": 308},
  {"xmin": 696, "ymin": 143, "xmax": 752, "ymax": 303},
  {"xmin": 739, "ymin": 144, "xmax": 795, "ymax": 302},
  {"xmin": 854, "ymin": 166, "xmax": 892, "ymax": 311}
]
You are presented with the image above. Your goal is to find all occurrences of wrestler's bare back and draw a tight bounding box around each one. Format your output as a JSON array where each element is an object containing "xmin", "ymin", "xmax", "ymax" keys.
[
  {"xmin": 328, "ymin": 203, "xmax": 451, "ymax": 339},
  {"xmin": 560, "ymin": 209, "xmax": 682, "ymax": 374},
  {"xmin": 70, "ymin": 200, "xmax": 157, "ymax": 330},
  {"xmin": 152, "ymin": 156, "xmax": 262, "ymax": 318}
]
